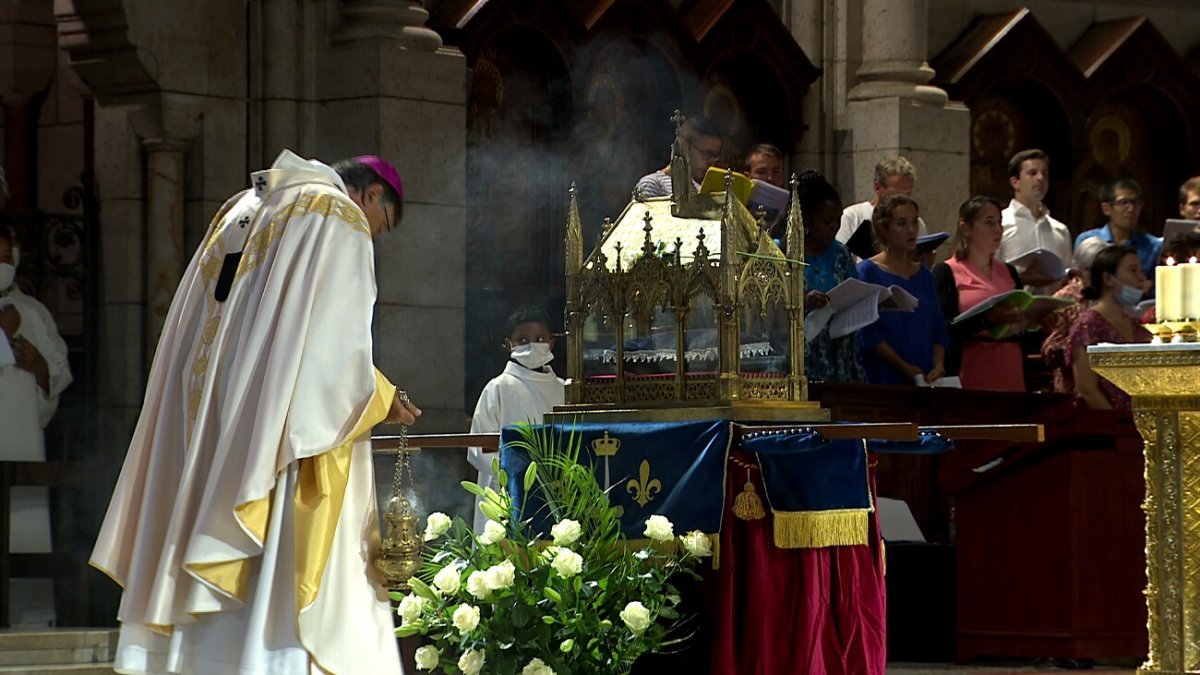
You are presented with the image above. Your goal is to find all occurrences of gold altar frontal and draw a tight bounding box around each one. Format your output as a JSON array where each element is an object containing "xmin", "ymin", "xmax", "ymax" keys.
[
  {"xmin": 559, "ymin": 112, "xmax": 821, "ymax": 424},
  {"xmin": 1090, "ymin": 343, "xmax": 1200, "ymax": 675}
]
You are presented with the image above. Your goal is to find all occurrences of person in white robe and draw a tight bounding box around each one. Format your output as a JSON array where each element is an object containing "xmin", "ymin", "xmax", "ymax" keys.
[
  {"xmin": 468, "ymin": 307, "xmax": 565, "ymax": 532},
  {"xmin": 0, "ymin": 225, "xmax": 73, "ymax": 626},
  {"xmin": 90, "ymin": 150, "xmax": 422, "ymax": 675}
]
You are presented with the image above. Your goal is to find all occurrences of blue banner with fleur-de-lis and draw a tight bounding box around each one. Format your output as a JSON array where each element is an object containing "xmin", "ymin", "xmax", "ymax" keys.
[{"xmin": 500, "ymin": 420, "xmax": 731, "ymax": 538}]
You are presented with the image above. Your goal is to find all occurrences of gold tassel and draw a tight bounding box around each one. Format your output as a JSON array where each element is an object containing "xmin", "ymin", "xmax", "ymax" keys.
[{"xmin": 733, "ymin": 479, "xmax": 766, "ymax": 521}]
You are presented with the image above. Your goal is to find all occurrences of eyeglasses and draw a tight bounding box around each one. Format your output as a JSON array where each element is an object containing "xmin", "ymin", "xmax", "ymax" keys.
[
  {"xmin": 381, "ymin": 199, "xmax": 395, "ymax": 232},
  {"xmin": 1107, "ymin": 197, "xmax": 1143, "ymax": 208}
]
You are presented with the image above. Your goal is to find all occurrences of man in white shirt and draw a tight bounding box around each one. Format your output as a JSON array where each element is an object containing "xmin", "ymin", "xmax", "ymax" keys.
[
  {"xmin": 836, "ymin": 156, "xmax": 928, "ymax": 261},
  {"xmin": 997, "ymin": 149, "xmax": 1073, "ymax": 294}
]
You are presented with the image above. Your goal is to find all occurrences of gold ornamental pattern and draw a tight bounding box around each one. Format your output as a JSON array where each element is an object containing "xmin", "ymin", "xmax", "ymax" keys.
[
  {"xmin": 1092, "ymin": 347, "xmax": 1200, "ymax": 675},
  {"xmin": 562, "ymin": 113, "xmax": 808, "ymax": 415}
]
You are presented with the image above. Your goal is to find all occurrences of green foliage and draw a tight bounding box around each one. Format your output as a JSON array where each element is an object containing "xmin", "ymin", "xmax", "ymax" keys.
[{"xmin": 397, "ymin": 424, "xmax": 709, "ymax": 674}]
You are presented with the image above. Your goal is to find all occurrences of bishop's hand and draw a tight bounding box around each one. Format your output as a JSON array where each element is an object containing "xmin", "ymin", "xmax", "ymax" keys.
[{"xmin": 386, "ymin": 390, "xmax": 422, "ymax": 426}]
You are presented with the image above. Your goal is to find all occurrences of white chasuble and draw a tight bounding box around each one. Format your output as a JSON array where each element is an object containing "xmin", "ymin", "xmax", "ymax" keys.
[{"xmin": 91, "ymin": 151, "xmax": 402, "ymax": 675}]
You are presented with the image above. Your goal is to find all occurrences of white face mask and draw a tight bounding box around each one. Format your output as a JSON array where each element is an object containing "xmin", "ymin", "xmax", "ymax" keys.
[
  {"xmin": 510, "ymin": 342, "xmax": 554, "ymax": 369},
  {"xmin": 0, "ymin": 263, "xmax": 14, "ymax": 291}
]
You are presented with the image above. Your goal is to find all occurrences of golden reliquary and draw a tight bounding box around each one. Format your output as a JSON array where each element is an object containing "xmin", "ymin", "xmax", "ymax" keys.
[{"xmin": 554, "ymin": 113, "xmax": 827, "ymax": 423}]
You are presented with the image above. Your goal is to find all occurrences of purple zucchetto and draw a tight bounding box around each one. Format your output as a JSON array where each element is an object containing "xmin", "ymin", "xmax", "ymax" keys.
[{"xmin": 353, "ymin": 155, "xmax": 404, "ymax": 201}]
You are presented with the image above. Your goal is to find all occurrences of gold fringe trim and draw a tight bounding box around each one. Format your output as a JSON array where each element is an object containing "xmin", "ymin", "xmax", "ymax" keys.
[
  {"xmin": 710, "ymin": 533, "xmax": 720, "ymax": 571},
  {"xmin": 732, "ymin": 480, "xmax": 766, "ymax": 520},
  {"xmin": 772, "ymin": 508, "xmax": 869, "ymax": 549}
]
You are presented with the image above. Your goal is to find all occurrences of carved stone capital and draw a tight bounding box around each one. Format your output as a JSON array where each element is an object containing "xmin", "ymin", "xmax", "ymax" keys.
[{"xmin": 330, "ymin": 0, "xmax": 442, "ymax": 51}]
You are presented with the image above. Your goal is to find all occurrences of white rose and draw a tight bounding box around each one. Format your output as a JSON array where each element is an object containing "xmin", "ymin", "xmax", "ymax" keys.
[
  {"xmin": 423, "ymin": 512, "xmax": 452, "ymax": 541},
  {"xmin": 550, "ymin": 518, "xmax": 582, "ymax": 546},
  {"xmin": 396, "ymin": 593, "xmax": 425, "ymax": 624},
  {"xmin": 620, "ymin": 601, "xmax": 652, "ymax": 633},
  {"xmin": 644, "ymin": 515, "xmax": 674, "ymax": 542},
  {"xmin": 458, "ymin": 648, "xmax": 486, "ymax": 675},
  {"xmin": 478, "ymin": 519, "xmax": 507, "ymax": 546},
  {"xmin": 679, "ymin": 530, "xmax": 713, "ymax": 558},
  {"xmin": 484, "ymin": 560, "xmax": 516, "ymax": 591},
  {"xmin": 452, "ymin": 603, "xmax": 481, "ymax": 634},
  {"xmin": 522, "ymin": 657, "xmax": 557, "ymax": 675},
  {"xmin": 466, "ymin": 570, "xmax": 491, "ymax": 600},
  {"xmin": 433, "ymin": 566, "xmax": 461, "ymax": 595},
  {"xmin": 550, "ymin": 548, "xmax": 583, "ymax": 578},
  {"xmin": 414, "ymin": 645, "xmax": 439, "ymax": 671}
]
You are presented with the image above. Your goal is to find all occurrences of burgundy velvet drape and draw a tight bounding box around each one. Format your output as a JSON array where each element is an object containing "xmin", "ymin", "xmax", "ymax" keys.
[{"xmin": 712, "ymin": 449, "xmax": 887, "ymax": 674}]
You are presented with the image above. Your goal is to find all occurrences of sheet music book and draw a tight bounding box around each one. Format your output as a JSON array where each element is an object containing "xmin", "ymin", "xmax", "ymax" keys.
[
  {"xmin": 698, "ymin": 167, "xmax": 790, "ymax": 230},
  {"xmin": 915, "ymin": 232, "xmax": 950, "ymax": 256},
  {"xmin": 1163, "ymin": 219, "xmax": 1200, "ymax": 246},
  {"xmin": 804, "ymin": 277, "xmax": 919, "ymax": 341},
  {"xmin": 951, "ymin": 289, "xmax": 1073, "ymax": 339},
  {"xmin": 845, "ymin": 219, "xmax": 877, "ymax": 261},
  {"xmin": 913, "ymin": 374, "xmax": 962, "ymax": 388},
  {"xmin": 1005, "ymin": 247, "xmax": 1067, "ymax": 281}
]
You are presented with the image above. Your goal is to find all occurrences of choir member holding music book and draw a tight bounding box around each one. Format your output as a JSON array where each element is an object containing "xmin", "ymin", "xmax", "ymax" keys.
[{"xmin": 933, "ymin": 197, "xmax": 1069, "ymax": 392}]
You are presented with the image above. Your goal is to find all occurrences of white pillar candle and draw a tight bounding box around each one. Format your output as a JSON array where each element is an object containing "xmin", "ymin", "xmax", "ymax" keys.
[
  {"xmin": 1158, "ymin": 258, "xmax": 1183, "ymax": 322},
  {"xmin": 1183, "ymin": 258, "xmax": 1200, "ymax": 320}
]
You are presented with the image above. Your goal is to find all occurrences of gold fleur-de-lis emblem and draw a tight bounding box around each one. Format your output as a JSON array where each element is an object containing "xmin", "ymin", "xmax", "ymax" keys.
[{"xmin": 626, "ymin": 460, "xmax": 662, "ymax": 508}]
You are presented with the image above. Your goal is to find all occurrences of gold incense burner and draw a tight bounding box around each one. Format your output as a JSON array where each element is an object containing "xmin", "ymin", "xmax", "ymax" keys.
[
  {"xmin": 376, "ymin": 442, "xmax": 422, "ymax": 591},
  {"xmin": 556, "ymin": 112, "xmax": 824, "ymax": 423}
]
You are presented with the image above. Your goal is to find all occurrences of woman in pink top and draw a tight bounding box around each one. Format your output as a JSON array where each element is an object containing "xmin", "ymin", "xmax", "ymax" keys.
[
  {"xmin": 1066, "ymin": 245, "xmax": 1152, "ymax": 410},
  {"xmin": 932, "ymin": 196, "xmax": 1026, "ymax": 391}
]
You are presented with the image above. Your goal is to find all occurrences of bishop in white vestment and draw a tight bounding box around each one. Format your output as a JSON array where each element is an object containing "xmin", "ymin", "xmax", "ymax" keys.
[{"xmin": 91, "ymin": 150, "xmax": 420, "ymax": 675}]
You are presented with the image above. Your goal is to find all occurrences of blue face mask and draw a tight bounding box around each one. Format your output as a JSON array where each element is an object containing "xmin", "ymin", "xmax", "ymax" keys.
[{"xmin": 1114, "ymin": 280, "xmax": 1144, "ymax": 307}]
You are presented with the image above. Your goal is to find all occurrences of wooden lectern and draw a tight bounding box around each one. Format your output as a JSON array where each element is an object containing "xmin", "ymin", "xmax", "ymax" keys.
[{"xmin": 1091, "ymin": 343, "xmax": 1200, "ymax": 675}]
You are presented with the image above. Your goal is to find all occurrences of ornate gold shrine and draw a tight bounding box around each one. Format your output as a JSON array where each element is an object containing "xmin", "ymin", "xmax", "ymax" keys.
[
  {"xmin": 1090, "ymin": 344, "xmax": 1200, "ymax": 675},
  {"xmin": 553, "ymin": 113, "xmax": 825, "ymax": 423}
]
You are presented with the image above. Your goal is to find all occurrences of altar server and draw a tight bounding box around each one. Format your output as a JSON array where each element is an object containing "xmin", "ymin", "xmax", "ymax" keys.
[
  {"xmin": 469, "ymin": 306, "xmax": 565, "ymax": 532},
  {"xmin": 91, "ymin": 150, "xmax": 421, "ymax": 674},
  {"xmin": 0, "ymin": 224, "xmax": 72, "ymax": 626}
]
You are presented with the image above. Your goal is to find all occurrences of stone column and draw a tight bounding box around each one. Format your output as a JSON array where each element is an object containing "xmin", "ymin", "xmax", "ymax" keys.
[
  {"xmin": 849, "ymin": 0, "xmax": 945, "ymax": 105},
  {"xmin": 330, "ymin": 0, "xmax": 442, "ymax": 49},
  {"xmin": 317, "ymin": 0, "xmax": 473, "ymax": 538},
  {"xmin": 142, "ymin": 138, "xmax": 187, "ymax": 357},
  {"xmin": 840, "ymin": 0, "xmax": 969, "ymax": 238}
]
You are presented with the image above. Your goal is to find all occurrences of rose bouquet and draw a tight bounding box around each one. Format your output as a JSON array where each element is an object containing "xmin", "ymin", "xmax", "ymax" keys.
[{"xmin": 393, "ymin": 424, "xmax": 711, "ymax": 674}]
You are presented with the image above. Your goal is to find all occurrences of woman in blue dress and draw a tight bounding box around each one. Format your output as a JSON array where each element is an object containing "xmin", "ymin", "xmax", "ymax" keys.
[
  {"xmin": 857, "ymin": 194, "xmax": 950, "ymax": 385},
  {"xmin": 800, "ymin": 171, "xmax": 865, "ymax": 382}
]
